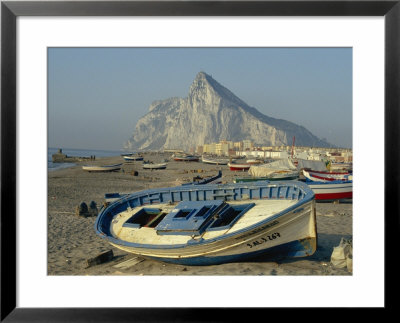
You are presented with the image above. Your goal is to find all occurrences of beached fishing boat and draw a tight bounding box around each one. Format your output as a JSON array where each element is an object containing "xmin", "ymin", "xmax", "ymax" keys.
[
  {"xmin": 124, "ymin": 155, "xmax": 144, "ymax": 161},
  {"xmin": 228, "ymin": 162, "xmax": 251, "ymax": 171},
  {"xmin": 142, "ymin": 162, "xmax": 167, "ymax": 170},
  {"xmin": 95, "ymin": 181, "xmax": 317, "ymax": 265},
  {"xmin": 305, "ymin": 180, "xmax": 352, "ymax": 201},
  {"xmin": 182, "ymin": 171, "xmax": 222, "ymax": 186},
  {"xmin": 303, "ymin": 169, "xmax": 352, "ymax": 182},
  {"xmin": 173, "ymin": 154, "xmax": 200, "ymax": 162},
  {"xmin": 201, "ymin": 156, "xmax": 229, "ymax": 165},
  {"xmin": 233, "ymin": 170, "xmax": 299, "ymax": 183},
  {"xmin": 82, "ymin": 163, "xmax": 122, "ymax": 172}
]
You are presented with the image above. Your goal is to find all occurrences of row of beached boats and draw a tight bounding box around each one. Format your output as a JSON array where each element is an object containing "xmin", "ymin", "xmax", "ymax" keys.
[
  {"xmin": 82, "ymin": 153, "xmax": 168, "ymax": 171},
  {"xmin": 82, "ymin": 155, "xmax": 352, "ymax": 202}
]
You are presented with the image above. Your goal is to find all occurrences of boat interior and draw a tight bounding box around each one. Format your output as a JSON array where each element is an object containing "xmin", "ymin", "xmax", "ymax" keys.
[{"xmin": 110, "ymin": 199, "xmax": 298, "ymax": 245}]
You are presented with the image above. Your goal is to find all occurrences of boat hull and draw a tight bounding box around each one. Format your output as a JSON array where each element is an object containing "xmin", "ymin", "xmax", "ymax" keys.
[
  {"xmin": 306, "ymin": 181, "xmax": 352, "ymax": 201},
  {"xmin": 181, "ymin": 171, "xmax": 222, "ymax": 185},
  {"xmin": 108, "ymin": 204, "xmax": 316, "ymax": 266},
  {"xmin": 82, "ymin": 163, "xmax": 122, "ymax": 172},
  {"xmin": 174, "ymin": 157, "xmax": 199, "ymax": 162},
  {"xmin": 142, "ymin": 163, "xmax": 167, "ymax": 169},
  {"xmin": 201, "ymin": 157, "xmax": 229, "ymax": 165},
  {"xmin": 303, "ymin": 169, "xmax": 352, "ymax": 182},
  {"xmin": 124, "ymin": 156, "xmax": 144, "ymax": 161},
  {"xmin": 228, "ymin": 163, "xmax": 251, "ymax": 171},
  {"xmin": 95, "ymin": 181, "xmax": 317, "ymax": 265}
]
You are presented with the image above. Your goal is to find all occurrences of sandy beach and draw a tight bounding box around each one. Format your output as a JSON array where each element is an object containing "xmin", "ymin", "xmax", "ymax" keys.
[{"xmin": 48, "ymin": 153, "xmax": 352, "ymax": 276}]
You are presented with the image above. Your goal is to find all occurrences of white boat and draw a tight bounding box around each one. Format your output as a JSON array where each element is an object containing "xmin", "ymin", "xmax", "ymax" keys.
[
  {"xmin": 95, "ymin": 181, "xmax": 317, "ymax": 265},
  {"xmin": 142, "ymin": 162, "xmax": 167, "ymax": 170},
  {"xmin": 82, "ymin": 163, "xmax": 122, "ymax": 172},
  {"xmin": 201, "ymin": 156, "xmax": 229, "ymax": 165},
  {"xmin": 303, "ymin": 169, "xmax": 352, "ymax": 182},
  {"xmin": 306, "ymin": 180, "xmax": 352, "ymax": 201}
]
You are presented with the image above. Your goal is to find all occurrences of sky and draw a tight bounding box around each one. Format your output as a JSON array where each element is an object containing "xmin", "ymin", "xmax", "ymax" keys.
[{"xmin": 48, "ymin": 47, "xmax": 352, "ymax": 151}]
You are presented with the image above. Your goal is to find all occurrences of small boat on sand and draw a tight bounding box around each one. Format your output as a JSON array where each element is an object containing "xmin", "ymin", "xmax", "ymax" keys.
[
  {"xmin": 305, "ymin": 180, "xmax": 352, "ymax": 201},
  {"xmin": 303, "ymin": 169, "xmax": 352, "ymax": 182},
  {"xmin": 173, "ymin": 154, "xmax": 199, "ymax": 162},
  {"xmin": 201, "ymin": 156, "xmax": 229, "ymax": 165},
  {"xmin": 142, "ymin": 162, "xmax": 167, "ymax": 170},
  {"xmin": 228, "ymin": 162, "xmax": 251, "ymax": 171},
  {"xmin": 124, "ymin": 155, "xmax": 144, "ymax": 162},
  {"xmin": 82, "ymin": 163, "xmax": 122, "ymax": 172},
  {"xmin": 182, "ymin": 171, "xmax": 222, "ymax": 186},
  {"xmin": 95, "ymin": 181, "xmax": 317, "ymax": 265}
]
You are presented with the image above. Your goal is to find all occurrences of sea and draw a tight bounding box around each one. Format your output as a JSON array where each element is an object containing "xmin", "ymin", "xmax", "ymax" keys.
[{"xmin": 48, "ymin": 147, "xmax": 123, "ymax": 171}]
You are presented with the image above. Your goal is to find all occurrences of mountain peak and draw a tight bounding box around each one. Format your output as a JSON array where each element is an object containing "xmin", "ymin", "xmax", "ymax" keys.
[
  {"xmin": 190, "ymin": 71, "xmax": 212, "ymax": 91},
  {"xmin": 189, "ymin": 71, "xmax": 247, "ymax": 108},
  {"xmin": 195, "ymin": 71, "xmax": 208, "ymax": 80},
  {"xmin": 125, "ymin": 72, "xmax": 331, "ymax": 151}
]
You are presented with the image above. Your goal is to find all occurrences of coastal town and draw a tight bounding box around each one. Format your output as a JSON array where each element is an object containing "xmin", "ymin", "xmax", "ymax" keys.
[{"xmin": 165, "ymin": 138, "xmax": 352, "ymax": 166}]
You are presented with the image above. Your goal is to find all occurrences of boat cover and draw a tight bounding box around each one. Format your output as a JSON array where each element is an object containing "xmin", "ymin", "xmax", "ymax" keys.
[
  {"xmin": 296, "ymin": 159, "xmax": 327, "ymax": 171},
  {"xmin": 248, "ymin": 158, "xmax": 327, "ymax": 177},
  {"xmin": 248, "ymin": 158, "xmax": 297, "ymax": 177}
]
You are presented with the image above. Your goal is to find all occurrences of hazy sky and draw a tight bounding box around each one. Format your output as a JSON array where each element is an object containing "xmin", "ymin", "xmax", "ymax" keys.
[{"xmin": 48, "ymin": 47, "xmax": 352, "ymax": 151}]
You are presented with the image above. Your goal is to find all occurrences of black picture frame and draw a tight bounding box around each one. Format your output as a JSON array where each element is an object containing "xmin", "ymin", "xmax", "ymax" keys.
[{"xmin": 1, "ymin": 0, "xmax": 398, "ymax": 321}]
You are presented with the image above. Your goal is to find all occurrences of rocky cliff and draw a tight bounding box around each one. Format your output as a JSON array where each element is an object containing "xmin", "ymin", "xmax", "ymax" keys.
[{"xmin": 124, "ymin": 72, "xmax": 331, "ymax": 151}]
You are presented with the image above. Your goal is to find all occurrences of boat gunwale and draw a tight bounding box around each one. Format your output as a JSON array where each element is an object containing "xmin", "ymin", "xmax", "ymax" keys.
[
  {"xmin": 94, "ymin": 181, "xmax": 315, "ymax": 250},
  {"xmin": 305, "ymin": 169, "xmax": 351, "ymax": 175},
  {"xmin": 305, "ymin": 180, "xmax": 353, "ymax": 186}
]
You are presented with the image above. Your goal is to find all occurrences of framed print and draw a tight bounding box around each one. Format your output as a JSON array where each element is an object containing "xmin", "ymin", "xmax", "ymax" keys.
[{"xmin": 1, "ymin": 0, "xmax": 398, "ymax": 320}]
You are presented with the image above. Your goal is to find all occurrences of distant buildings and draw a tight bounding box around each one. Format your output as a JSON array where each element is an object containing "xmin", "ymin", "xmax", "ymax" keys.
[{"xmin": 196, "ymin": 139, "xmax": 352, "ymax": 162}]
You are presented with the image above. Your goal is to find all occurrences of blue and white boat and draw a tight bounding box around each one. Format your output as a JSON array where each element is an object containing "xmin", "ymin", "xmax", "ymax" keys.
[
  {"xmin": 123, "ymin": 155, "xmax": 144, "ymax": 162},
  {"xmin": 95, "ymin": 181, "xmax": 317, "ymax": 266}
]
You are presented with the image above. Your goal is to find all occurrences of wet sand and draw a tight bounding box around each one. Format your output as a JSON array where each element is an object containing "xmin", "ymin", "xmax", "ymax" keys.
[{"xmin": 48, "ymin": 153, "xmax": 352, "ymax": 276}]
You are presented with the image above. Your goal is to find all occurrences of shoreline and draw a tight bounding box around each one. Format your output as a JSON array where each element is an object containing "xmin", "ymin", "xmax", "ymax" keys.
[{"xmin": 48, "ymin": 153, "xmax": 352, "ymax": 275}]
